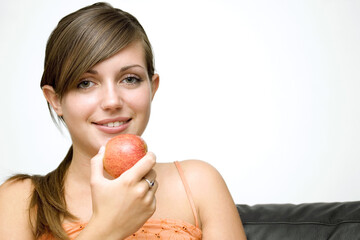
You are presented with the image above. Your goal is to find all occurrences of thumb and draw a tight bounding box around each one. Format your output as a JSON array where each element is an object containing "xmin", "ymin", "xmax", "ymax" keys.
[
  {"xmin": 90, "ymin": 146, "xmax": 106, "ymax": 183},
  {"xmin": 121, "ymin": 152, "xmax": 156, "ymax": 181}
]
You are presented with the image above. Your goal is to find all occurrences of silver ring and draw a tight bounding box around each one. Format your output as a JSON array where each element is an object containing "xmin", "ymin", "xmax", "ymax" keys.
[{"xmin": 144, "ymin": 178, "xmax": 155, "ymax": 188}]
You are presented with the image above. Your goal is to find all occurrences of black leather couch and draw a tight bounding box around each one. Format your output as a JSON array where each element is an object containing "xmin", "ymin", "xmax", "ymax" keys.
[{"xmin": 236, "ymin": 201, "xmax": 360, "ymax": 240}]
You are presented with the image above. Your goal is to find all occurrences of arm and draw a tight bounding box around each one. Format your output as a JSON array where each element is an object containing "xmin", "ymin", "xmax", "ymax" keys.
[
  {"xmin": 182, "ymin": 160, "xmax": 247, "ymax": 240},
  {"xmin": 0, "ymin": 178, "xmax": 35, "ymax": 239}
]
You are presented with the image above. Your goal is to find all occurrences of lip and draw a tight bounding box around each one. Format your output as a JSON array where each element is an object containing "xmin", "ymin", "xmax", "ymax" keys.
[{"xmin": 92, "ymin": 117, "xmax": 131, "ymax": 134}]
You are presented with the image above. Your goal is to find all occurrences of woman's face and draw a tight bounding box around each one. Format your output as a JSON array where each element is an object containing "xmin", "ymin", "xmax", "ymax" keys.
[{"xmin": 53, "ymin": 41, "xmax": 159, "ymax": 157}]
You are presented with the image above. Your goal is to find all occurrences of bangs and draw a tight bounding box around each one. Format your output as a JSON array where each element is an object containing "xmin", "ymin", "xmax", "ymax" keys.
[{"xmin": 56, "ymin": 11, "xmax": 143, "ymax": 96}]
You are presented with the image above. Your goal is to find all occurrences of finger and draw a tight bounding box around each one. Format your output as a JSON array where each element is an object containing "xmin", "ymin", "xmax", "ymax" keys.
[
  {"xmin": 143, "ymin": 178, "xmax": 155, "ymax": 190},
  {"xmin": 139, "ymin": 180, "xmax": 158, "ymax": 210},
  {"xmin": 144, "ymin": 180, "xmax": 158, "ymax": 202},
  {"xmin": 123, "ymin": 152, "xmax": 156, "ymax": 181},
  {"xmin": 90, "ymin": 146, "xmax": 105, "ymax": 183},
  {"xmin": 145, "ymin": 189, "xmax": 157, "ymax": 210},
  {"xmin": 148, "ymin": 180, "xmax": 158, "ymax": 194},
  {"xmin": 143, "ymin": 169, "xmax": 157, "ymax": 183}
]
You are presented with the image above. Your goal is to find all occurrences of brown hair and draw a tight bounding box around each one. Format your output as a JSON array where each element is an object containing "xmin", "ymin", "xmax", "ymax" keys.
[
  {"xmin": 9, "ymin": 2, "xmax": 155, "ymax": 239},
  {"xmin": 42, "ymin": 2, "xmax": 155, "ymax": 126}
]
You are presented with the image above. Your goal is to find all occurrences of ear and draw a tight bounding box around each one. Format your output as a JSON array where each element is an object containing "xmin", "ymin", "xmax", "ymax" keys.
[
  {"xmin": 42, "ymin": 85, "xmax": 63, "ymax": 116},
  {"xmin": 150, "ymin": 73, "xmax": 160, "ymax": 100}
]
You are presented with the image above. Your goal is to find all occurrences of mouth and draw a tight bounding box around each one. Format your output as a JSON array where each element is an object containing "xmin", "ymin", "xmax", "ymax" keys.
[
  {"xmin": 92, "ymin": 118, "xmax": 132, "ymax": 132},
  {"xmin": 99, "ymin": 120, "xmax": 130, "ymax": 128}
]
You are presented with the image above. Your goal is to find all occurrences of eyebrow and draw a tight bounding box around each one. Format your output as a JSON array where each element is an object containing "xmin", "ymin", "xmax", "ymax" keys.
[{"xmin": 86, "ymin": 64, "xmax": 145, "ymax": 75}]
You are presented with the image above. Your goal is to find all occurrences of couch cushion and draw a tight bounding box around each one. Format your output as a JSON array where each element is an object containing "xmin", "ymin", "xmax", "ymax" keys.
[{"xmin": 237, "ymin": 201, "xmax": 360, "ymax": 240}]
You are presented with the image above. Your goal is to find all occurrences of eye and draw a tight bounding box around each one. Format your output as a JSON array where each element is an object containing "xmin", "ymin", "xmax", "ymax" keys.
[
  {"xmin": 77, "ymin": 80, "xmax": 95, "ymax": 89},
  {"xmin": 122, "ymin": 75, "xmax": 142, "ymax": 85}
]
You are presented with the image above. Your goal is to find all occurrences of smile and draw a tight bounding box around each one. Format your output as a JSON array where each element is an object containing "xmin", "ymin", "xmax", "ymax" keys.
[
  {"xmin": 93, "ymin": 118, "xmax": 131, "ymax": 134},
  {"xmin": 102, "ymin": 121, "xmax": 126, "ymax": 127}
]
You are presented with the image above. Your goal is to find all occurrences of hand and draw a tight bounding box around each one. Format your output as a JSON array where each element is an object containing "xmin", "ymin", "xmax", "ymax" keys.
[{"xmin": 87, "ymin": 146, "xmax": 158, "ymax": 239}]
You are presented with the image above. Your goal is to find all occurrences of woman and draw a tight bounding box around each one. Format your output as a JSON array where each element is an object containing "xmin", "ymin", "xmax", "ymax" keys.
[{"xmin": 0, "ymin": 2, "xmax": 246, "ymax": 239}]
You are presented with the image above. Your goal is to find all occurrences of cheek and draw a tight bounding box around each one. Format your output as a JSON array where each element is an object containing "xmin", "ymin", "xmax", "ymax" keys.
[
  {"xmin": 127, "ymin": 88, "xmax": 152, "ymax": 114},
  {"xmin": 61, "ymin": 93, "xmax": 98, "ymax": 123}
]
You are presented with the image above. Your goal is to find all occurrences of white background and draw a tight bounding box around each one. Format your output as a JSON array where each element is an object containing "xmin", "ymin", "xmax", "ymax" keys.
[{"xmin": 1, "ymin": 0, "xmax": 359, "ymax": 205}]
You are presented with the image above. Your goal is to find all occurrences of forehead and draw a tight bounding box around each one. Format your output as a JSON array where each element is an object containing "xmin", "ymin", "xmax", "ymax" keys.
[{"xmin": 90, "ymin": 41, "xmax": 146, "ymax": 72}]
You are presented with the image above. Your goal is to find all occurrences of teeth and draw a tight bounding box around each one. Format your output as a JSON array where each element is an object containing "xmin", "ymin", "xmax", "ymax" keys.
[{"xmin": 103, "ymin": 121, "xmax": 124, "ymax": 127}]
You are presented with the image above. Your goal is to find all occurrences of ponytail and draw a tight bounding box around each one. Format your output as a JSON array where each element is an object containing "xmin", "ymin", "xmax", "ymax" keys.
[{"xmin": 8, "ymin": 146, "xmax": 75, "ymax": 239}]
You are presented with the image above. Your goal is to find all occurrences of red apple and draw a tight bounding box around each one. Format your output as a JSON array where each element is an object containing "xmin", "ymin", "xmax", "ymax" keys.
[{"xmin": 103, "ymin": 134, "xmax": 148, "ymax": 178}]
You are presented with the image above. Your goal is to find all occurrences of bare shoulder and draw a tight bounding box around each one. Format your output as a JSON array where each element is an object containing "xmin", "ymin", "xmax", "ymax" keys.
[
  {"xmin": 0, "ymin": 176, "xmax": 33, "ymax": 192},
  {"xmin": 176, "ymin": 160, "xmax": 225, "ymax": 190},
  {"xmin": 154, "ymin": 161, "xmax": 246, "ymax": 238},
  {"xmin": 175, "ymin": 160, "xmax": 247, "ymax": 239},
  {"xmin": 0, "ymin": 178, "xmax": 35, "ymax": 239},
  {"xmin": 155, "ymin": 160, "xmax": 223, "ymax": 190},
  {"xmin": 0, "ymin": 177, "xmax": 34, "ymax": 206},
  {"xmin": 153, "ymin": 161, "xmax": 223, "ymax": 224},
  {"xmin": 177, "ymin": 159, "xmax": 220, "ymax": 174}
]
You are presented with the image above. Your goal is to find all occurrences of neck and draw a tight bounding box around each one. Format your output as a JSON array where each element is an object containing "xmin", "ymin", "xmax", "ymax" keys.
[
  {"xmin": 66, "ymin": 148, "xmax": 94, "ymax": 185},
  {"xmin": 60, "ymin": 146, "xmax": 95, "ymax": 223}
]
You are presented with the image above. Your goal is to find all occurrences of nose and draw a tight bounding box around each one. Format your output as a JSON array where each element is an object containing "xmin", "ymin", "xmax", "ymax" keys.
[{"xmin": 100, "ymin": 82, "xmax": 123, "ymax": 111}]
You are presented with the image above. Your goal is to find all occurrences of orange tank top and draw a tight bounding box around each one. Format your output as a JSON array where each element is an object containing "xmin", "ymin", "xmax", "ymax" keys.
[{"xmin": 40, "ymin": 161, "xmax": 202, "ymax": 239}]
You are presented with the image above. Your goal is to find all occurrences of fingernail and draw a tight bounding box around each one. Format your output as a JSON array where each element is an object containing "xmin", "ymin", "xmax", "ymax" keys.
[{"xmin": 99, "ymin": 146, "xmax": 105, "ymax": 154}]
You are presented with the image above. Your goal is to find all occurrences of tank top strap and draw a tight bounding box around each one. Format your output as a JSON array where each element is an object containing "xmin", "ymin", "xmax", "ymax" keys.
[{"xmin": 174, "ymin": 161, "xmax": 199, "ymax": 228}]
